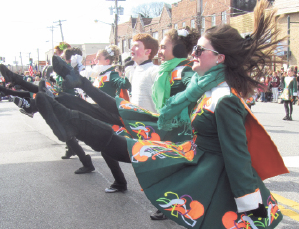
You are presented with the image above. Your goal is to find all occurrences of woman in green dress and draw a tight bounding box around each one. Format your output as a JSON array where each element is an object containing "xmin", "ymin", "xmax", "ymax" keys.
[{"xmin": 35, "ymin": 0, "xmax": 288, "ymax": 228}]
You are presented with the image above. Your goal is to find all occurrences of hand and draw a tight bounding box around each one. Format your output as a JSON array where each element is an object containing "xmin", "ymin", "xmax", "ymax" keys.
[{"xmin": 247, "ymin": 204, "xmax": 268, "ymax": 218}]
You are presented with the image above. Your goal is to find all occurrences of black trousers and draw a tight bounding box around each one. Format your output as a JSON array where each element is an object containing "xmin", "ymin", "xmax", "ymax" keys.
[
  {"xmin": 284, "ymin": 100, "xmax": 293, "ymax": 116},
  {"xmin": 55, "ymin": 79, "xmax": 127, "ymax": 187},
  {"xmin": 0, "ymin": 86, "xmax": 31, "ymax": 98}
]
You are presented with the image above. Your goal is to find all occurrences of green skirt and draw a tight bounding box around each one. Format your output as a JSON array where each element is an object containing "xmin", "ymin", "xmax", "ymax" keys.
[{"xmin": 117, "ymin": 98, "xmax": 283, "ymax": 229}]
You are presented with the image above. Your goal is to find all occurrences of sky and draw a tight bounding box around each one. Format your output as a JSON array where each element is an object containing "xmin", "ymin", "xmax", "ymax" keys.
[{"xmin": 1, "ymin": 0, "xmax": 178, "ymax": 65}]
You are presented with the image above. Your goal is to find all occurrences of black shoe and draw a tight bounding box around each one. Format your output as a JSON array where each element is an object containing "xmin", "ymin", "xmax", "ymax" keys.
[
  {"xmin": 288, "ymin": 115, "xmax": 292, "ymax": 121},
  {"xmin": 74, "ymin": 166, "xmax": 95, "ymax": 174},
  {"xmin": 0, "ymin": 64, "xmax": 12, "ymax": 83},
  {"xmin": 283, "ymin": 116, "xmax": 289, "ymax": 120},
  {"xmin": 19, "ymin": 108, "xmax": 34, "ymax": 118},
  {"xmin": 75, "ymin": 154, "xmax": 95, "ymax": 174},
  {"xmin": 61, "ymin": 148, "xmax": 76, "ymax": 159},
  {"xmin": 63, "ymin": 71, "xmax": 84, "ymax": 90},
  {"xmin": 52, "ymin": 56, "xmax": 73, "ymax": 78},
  {"xmin": 150, "ymin": 210, "xmax": 168, "ymax": 220},
  {"xmin": 0, "ymin": 65, "xmax": 23, "ymax": 84},
  {"xmin": 105, "ymin": 186, "xmax": 127, "ymax": 193}
]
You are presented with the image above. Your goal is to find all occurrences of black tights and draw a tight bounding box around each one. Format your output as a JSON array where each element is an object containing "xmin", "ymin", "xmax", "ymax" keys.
[
  {"xmin": 81, "ymin": 77, "xmax": 120, "ymax": 116},
  {"xmin": 14, "ymin": 73, "xmax": 39, "ymax": 93},
  {"xmin": 0, "ymin": 86, "xmax": 31, "ymax": 98},
  {"xmin": 284, "ymin": 101, "xmax": 293, "ymax": 116},
  {"xmin": 55, "ymin": 92, "xmax": 122, "ymax": 126},
  {"xmin": 36, "ymin": 93, "xmax": 130, "ymax": 163}
]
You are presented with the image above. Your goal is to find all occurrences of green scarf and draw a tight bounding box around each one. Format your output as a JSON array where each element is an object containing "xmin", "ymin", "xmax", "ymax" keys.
[
  {"xmin": 158, "ymin": 64, "xmax": 226, "ymax": 130},
  {"xmin": 152, "ymin": 58, "xmax": 186, "ymax": 111}
]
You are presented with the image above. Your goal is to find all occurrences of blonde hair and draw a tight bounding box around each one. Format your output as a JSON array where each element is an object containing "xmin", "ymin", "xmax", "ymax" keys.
[{"xmin": 98, "ymin": 45, "xmax": 120, "ymax": 65}]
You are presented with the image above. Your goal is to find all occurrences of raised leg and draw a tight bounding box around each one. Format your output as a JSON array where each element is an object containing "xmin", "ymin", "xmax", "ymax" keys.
[{"xmin": 36, "ymin": 92, "xmax": 130, "ymax": 163}]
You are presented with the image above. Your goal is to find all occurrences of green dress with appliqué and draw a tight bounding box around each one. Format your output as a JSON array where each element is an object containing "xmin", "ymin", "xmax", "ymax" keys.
[
  {"xmin": 114, "ymin": 60, "xmax": 194, "ymax": 142},
  {"xmin": 93, "ymin": 66, "xmax": 131, "ymax": 98},
  {"xmin": 116, "ymin": 82, "xmax": 284, "ymax": 229}
]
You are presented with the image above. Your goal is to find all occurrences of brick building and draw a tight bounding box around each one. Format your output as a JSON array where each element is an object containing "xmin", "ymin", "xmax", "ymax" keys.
[
  {"xmin": 172, "ymin": 0, "xmax": 198, "ymax": 30},
  {"xmin": 110, "ymin": 0, "xmax": 279, "ymax": 64},
  {"xmin": 230, "ymin": 0, "xmax": 299, "ymax": 69},
  {"xmin": 199, "ymin": 0, "xmax": 232, "ymax": 34}
]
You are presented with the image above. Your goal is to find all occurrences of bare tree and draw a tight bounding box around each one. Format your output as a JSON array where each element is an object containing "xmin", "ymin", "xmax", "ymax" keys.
[
  {"xmin": 150, "ymin": 2, "xmax": 164, "ymax": 17},
  {"xmin": 131, "ymin": 2, "xmax": 164, "ymax": 18}
]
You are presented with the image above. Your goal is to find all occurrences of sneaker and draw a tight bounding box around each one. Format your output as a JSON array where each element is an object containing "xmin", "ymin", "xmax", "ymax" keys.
[
  {"xmin": 150, "ymin": 210, "xmax": 168, "ymax": 220},
  {"xmin": 13, "ymin": 97, "xmax": 31, "ymax": 109},
  {"xmin": 105, "ymin": 186, "xmax": 127, "ymax": 193},
  {"xmin": 19, "ymin": 108, "xmax": 34, "ymax": 118}
]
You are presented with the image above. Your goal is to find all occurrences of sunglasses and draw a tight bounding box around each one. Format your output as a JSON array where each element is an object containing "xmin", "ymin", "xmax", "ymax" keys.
[{"xmin": 192, "ymin": 45, "xmax": 219, "ymax": 57}]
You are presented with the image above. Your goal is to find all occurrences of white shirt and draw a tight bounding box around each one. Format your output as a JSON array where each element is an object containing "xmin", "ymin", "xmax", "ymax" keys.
[{"xmin": 128, "ymin": 62, "xmax": 159, "ymax": 113}]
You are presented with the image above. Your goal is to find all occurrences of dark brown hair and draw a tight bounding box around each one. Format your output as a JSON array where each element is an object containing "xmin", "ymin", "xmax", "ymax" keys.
[
  {"xmin": 204, "ymin": 0, "xmax": 285, "ymax": 98},
  {"xmin": 133, "ymin": 33, "xmax": 159, "ymax": 60},
  {"xmin": 64, "ymin": 47, "xmax": 83, "ymax": 61},
  {"xmin": 165, "ymin": 27, "xmax": 200, "ymax": 56}
]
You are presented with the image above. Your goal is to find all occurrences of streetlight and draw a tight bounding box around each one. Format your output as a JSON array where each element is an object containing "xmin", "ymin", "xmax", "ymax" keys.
[
  {"xmin": 106, "ymin": 0, "xmax": 126, "ymax": 46},
  {"xmin": 94, "ymin": 19, "xmax": 115, "ymax": 44}
]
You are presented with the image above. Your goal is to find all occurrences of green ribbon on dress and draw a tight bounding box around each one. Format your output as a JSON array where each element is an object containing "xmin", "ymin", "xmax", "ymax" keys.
[
  {"xmin": 158, "ymin": 64, "xmax": 226, "ymax": 130},
  {"xmin": 152, "ymin": 58, "xmax": 186, "ymax": 111}
]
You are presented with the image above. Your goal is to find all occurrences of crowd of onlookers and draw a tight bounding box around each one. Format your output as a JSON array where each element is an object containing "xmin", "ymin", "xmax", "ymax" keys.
[
  {"xmin": 0, "ymin": 70, "xmax": 42, "ymax": 101},
  {"xmin": 256, "ymin": 67, "xmax": 299, "ymax": 105}
]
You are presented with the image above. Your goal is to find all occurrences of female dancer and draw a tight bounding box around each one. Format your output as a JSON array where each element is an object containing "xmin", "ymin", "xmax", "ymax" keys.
[
  {"xmin": 280, "ymin": 67, "xmax": 297, "ymax": 120},
  {"xmin": 35, "ymin": 1, "xmax": 287, "ymax": 227},
  {"xmin": 48, "ymin": 31, "xmax": 199, "ymax": 189}
]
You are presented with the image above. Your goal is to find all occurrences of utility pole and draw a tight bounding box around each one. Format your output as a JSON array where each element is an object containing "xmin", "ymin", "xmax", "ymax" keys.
[
  {"xmin": 106, "ymin": 0, "xmax": 125, "ymax": 45},
  {"xmin": 20, "ymin": 52, "xmax": 23, "ymax": 73},
  {"xmin": 15, "ymin": 56, "xmax": 18, "ymax": 72},
  {"xmin": 115, "ymin": 0, "xmax": 118, "ymax": 45},
  {"xmin": 37, "ymin": 48, "xmax": 39, "ymax": 72},
  {"xmin": 54, "ymin": 20, "xmax": 66, "ymax": 42},
  {"xmin": 47, "ymin": 25, "xmax": 56, "ymax": 55}
]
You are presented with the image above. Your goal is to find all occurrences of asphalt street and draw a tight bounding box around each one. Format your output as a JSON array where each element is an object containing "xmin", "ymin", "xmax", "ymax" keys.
[{"xmin": 0, "ymin": 99, "xmax": 299, "ymax": 229}]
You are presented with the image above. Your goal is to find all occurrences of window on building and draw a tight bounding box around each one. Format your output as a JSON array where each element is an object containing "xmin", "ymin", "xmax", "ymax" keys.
[
  {"xmin": 152, "ymin": 32, "xmax": 159, "ymax": 40},
  {"xmin": 221, "ymin": 11, "xmax": 227, "ymax": 24},
  {"xmin": 182, "ymin": 22, "xmax": 186, "ymax": 28},
  {"xmin": 211, "ymin": 14, "xmax": 216, "ymax": 27},
  {"xmin": 191, "ymin": 19, "xmax": 195, "ymax": 29},
  {"xmin": 122, "ymin": 39, "xmax": 126, "ymax": 53},
  {"xmin": 128, "ymin": 38, "xmax": 132, "ymax": 50},
  {"xmin": 201, "ymin": 17, "xmax": 205, "ymax": 34},
  {"xmin": 174, "ymin": 23, "xmax": 178, "ymax": 30}
]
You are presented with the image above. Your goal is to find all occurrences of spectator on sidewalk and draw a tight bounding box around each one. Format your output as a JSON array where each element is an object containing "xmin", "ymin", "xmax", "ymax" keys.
[{"xmin": 271, "ymin": 71, "xmax": 280, "ymax": 102}]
